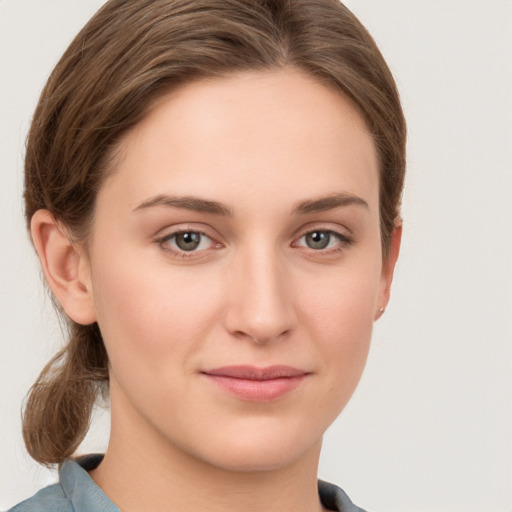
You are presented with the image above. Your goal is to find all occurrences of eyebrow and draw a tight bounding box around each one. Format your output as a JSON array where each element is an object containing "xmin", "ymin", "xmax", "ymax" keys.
[
  {"xmin": 292, "ymin": 193, "xmax": 369, "ymax": 215},
  {"xmin": 133, "ymin": 192, "xmax": 368, "ymax": 216},
  {"xmin": 133, "ymin": 194, "xmax": 232, "ymax": 216}
]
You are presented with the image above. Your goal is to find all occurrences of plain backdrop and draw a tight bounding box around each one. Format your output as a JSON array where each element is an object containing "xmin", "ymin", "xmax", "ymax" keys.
[{"xmin": 1, "ymin": 1, "xmax": 511, "ymax": 511}]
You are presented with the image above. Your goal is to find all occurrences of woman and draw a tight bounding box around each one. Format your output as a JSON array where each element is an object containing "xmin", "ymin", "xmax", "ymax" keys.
[{"xmin": 10, "ymin": 0, "xmax": 405, "ymax": 510}]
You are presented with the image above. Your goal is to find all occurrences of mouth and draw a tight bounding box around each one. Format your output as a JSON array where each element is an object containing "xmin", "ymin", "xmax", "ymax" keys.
[{"xmin": 201, "ymin": 365, "xmax": 310, "ymax": 401}]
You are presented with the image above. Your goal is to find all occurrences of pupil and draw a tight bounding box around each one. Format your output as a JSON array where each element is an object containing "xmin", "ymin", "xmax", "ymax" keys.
[
  {"xmin": 176, "ymin": 232, "xmax": 201, "ymax": 251},
  {"xmin": 306, "ymin": 231, "xmax": 330, "ymax": 249}
]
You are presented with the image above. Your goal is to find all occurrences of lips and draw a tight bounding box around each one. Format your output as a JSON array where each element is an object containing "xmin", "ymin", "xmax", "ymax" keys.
[{"xmin": 201, "ymin": 365, "xmax": 310, "ymax": 401}]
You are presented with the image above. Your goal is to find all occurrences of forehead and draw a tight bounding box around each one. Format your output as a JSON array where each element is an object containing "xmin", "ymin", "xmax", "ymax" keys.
[{"xmin": 100, "ymin": 68, "xmax": 378, "ymax": 215}]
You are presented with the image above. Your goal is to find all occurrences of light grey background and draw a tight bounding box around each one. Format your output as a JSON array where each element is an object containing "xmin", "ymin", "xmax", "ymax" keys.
[{"xmin": 1, "ymin": 1, "xmax": 511, "ymax": 510}]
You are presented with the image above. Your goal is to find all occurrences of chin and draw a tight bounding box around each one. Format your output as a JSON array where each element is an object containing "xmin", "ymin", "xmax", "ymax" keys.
[{"xmin": 188, "ymin": 424, "xmax": 324, "ymax": 473}]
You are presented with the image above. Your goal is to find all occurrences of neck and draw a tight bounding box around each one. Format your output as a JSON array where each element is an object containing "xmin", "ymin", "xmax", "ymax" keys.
[
  {"xmin": 90, "ymin": 386, "xmax": 326, "ymax": 512},
  {"xmin": 93, "ymin": 440, "xmax": 326, "ymax": 512}
]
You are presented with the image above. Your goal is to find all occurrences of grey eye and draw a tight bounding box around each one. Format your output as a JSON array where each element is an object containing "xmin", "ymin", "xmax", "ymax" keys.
[
  {"xmin": 305, "ymin": 231, "xmax": 331, "ymax": 249},
  {"xmin": 174, "ymin": 232, "xmax": 202, "ymax": 251}
]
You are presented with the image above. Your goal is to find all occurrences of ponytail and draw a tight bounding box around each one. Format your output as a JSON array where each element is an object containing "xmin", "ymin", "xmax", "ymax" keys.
[{"xmin": 22, "ymin": 323, "xmax": 108, "ymax": 466}]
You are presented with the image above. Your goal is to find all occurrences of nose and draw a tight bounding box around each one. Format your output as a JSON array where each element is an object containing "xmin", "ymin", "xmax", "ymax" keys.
[{"xmin": 223, "ymin": 245, "xmax": 297, "ymax": 345}]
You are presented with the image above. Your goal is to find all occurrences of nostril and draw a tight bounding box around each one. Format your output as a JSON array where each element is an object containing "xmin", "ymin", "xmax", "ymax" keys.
[{"xmin": 232, "ymin": 328, "xmax": 291, "ymax": 346}]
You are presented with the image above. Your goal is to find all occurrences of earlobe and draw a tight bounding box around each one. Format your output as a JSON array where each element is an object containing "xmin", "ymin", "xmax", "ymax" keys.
[
  {"xmin": 30, "ymin": 209, "xmax": 97, "ymax": 325},
  {"xmin": 375, "ymin": 220, "xmax": 402, "ymax": 321}
]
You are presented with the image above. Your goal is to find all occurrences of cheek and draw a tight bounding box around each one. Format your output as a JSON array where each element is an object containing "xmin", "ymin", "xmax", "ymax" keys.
[
  {"xmin": 89, "ymin": 253, "xmax": 223, "ymax": 373},
  {"xmin": 297, "ymin": 259, "xmax": 381, "ymax": 396},
  {"xmin": 300, "ymin": 256, "xmax": 380, "ymax": 337}
]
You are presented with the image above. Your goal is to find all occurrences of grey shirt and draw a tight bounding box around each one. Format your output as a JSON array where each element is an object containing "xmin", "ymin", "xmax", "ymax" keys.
[{"xmin": 8, "ymin": 454, "xmax": 368, "ymax": 512}]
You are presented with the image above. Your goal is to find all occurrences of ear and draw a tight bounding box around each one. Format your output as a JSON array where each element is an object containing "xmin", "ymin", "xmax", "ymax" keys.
[
  {"xmin": 30, "ymin": 209, "xmax": 97, "ymax": 325},
  {"xmin": 375, "ymin": 220, "xmax": 402, "ymax": 320}
]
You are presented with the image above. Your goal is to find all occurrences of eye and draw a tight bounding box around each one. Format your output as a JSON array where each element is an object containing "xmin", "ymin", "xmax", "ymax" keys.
[
  {"xmin": 294, "ymin": 229, "xmax": 352, "ymax": 252},
  {"xmin": 159, "ymin": 230, "xmax": 218, "ymax": 255},
  {"xmin": 304, "ymin": 231, "xmax": 333, "ymax": 250},
  {"xmin": 173, "ymin": 231, "xmax": 206, "ymax": 251}
]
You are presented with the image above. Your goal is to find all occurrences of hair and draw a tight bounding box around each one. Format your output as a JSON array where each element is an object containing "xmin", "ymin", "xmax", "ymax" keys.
[{"xmin": 22, "ymin": 0, "xmax": 406, "ymax": 466}]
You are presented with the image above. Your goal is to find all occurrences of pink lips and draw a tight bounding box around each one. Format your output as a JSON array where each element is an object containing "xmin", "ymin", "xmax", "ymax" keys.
[{"xmin": 202, "ymin": 365, "xmax": 309, "ymax": 401}]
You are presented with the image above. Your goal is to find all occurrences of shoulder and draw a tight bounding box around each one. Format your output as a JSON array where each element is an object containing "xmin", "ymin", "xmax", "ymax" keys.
[
  {"xmin": 318, "ymin": 480, "xmax": 370, "ymax": 512},
  {"xmin": 7, "ymin": 483, "xmax": 72, "ymax": 512},
  {"xmin": 7, "ymin": 455, "xmax": 118, "ymax": 512}
]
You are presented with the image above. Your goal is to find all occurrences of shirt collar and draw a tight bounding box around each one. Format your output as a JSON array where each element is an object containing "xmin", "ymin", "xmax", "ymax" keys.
[
  {"xmin": 58, "ymin": 454, "xmax": 359, "ymax": 512},
  {"xmin": 60, "ymin": 454, "xmax": 120, "ymax": 512}
]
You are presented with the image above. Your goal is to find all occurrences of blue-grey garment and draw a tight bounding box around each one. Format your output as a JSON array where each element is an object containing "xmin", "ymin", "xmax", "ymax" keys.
[{"xmin": 8, "ymin": 454, "xmax": 368, "ymax": 512}]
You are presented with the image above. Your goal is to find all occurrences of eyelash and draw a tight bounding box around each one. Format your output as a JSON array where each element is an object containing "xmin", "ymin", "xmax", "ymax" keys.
[
  {"xmin": 156, "ymin": 229, "xmax": 218, "ymax": 259},
  {"xmin": 294, "ymin": 228, "xmax": 354, "ymax": 255},
  {"xmin": 155, "ymin": 227, "xmax": 354, "ymax": 259}
]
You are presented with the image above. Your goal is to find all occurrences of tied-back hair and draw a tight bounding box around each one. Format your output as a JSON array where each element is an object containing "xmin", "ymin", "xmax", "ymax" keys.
[{"xmin": 23, "ymin": 0, "xmax": 406, "ymax": 465}]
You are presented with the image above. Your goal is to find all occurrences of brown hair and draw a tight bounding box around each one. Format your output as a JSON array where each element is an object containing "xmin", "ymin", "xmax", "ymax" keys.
[{"xmin": 23, "ymin": 0, "xmax": 406, "ymax": 465}]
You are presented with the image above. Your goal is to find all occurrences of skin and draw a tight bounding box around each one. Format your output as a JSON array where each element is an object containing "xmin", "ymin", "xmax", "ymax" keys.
[{"xmin": 32, "ymin": 68, "xmax": 401, "ymax": 512}]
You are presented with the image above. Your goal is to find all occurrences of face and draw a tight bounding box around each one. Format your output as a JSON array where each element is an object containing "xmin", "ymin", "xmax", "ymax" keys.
[{"xmin": 80, "ymin": 69, "xmax": 394, "ymax": 472}]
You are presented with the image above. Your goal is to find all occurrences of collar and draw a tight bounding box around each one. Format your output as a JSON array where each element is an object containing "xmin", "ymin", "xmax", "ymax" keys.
[{"xmin": 59, "ymin": 454, "xmax": 363, "ymax": 512}]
